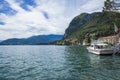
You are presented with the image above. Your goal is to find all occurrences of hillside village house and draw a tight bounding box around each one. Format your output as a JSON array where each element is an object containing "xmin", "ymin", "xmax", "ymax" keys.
[
  {"xmin": 98, "ymin": 35, "xmax": 119, "ymax": 45},
  {"xmin": 82, "ymin": 39, "xmax": 90, "ymax": 45}
]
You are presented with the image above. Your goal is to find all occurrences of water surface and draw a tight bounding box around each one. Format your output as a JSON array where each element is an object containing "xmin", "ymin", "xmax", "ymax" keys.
[{"xmin": 0, "ymin": 45, "xmax": 120, "ymax": 80}]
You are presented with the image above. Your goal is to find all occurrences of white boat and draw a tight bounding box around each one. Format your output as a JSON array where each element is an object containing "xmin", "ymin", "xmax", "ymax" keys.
[{"xmin": 87, "ymin": 42, "xmax": 114, "ymax": 55}]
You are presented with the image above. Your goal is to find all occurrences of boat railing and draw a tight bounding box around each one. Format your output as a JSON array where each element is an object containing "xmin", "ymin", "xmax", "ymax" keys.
[{"xmin": 94, "ymin": 45, "xmax": 113, "ymax": 50}]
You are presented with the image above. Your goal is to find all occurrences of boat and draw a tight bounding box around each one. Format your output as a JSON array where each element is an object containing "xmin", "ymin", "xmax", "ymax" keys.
[{"xmin": 87, "ymin": 42, "xmax": 114, "ymax": 55}]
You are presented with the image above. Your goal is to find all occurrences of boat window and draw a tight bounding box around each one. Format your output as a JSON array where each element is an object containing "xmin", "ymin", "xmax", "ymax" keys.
[
  {"xmin": 98, "ymin": 46, "xmax": 100, "ymax": 49},
  {"xmin": 102, "ymin": 45, "xmax": 111, "ymax": 49},
  {"xmin": 96, "ymin": 45, "xmax": 106, "ymax": 49},
  {"xmin": 91, "ymin": 45, "xmax": 93, "ymax": 47}
]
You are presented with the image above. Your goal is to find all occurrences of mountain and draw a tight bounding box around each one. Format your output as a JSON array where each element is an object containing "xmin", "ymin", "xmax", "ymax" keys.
[
  {"xmin": 0, "ymin": 40, "xmax": 3, "ymax": 42},
  {"xmin": 62, "ymin": 12, "xmax": 120, "ymax": 45},
  {"xmin": 0, "ymin": 34, "xmax": 63, "ymax": 45}
]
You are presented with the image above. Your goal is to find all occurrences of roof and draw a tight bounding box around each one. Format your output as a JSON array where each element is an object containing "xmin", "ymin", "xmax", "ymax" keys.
[{"xmin": 98, "ymin": 35, "xmax": 118, "ymax": 40}]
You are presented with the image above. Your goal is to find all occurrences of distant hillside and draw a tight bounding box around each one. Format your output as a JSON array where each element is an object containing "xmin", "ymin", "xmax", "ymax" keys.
[
  {"xmin": 62, "ymin": 12, "xmax": 120, "ymax": 44},
  {"xmin": 0, "ymin": 34, "xmax": 63, "ymax": 45},
  {"xmin": 0, "ymin": 40, "xmax": 3, "ymax": 42}
]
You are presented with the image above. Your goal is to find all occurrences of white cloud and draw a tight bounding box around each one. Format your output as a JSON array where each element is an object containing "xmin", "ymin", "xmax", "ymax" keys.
[
  {"xmin": 81, "ymin": 0, "xmax": 104, "ymax": 12},
  {"xmin": 0, "ymin": 0, "xmax": 104, "ymax": 40}
]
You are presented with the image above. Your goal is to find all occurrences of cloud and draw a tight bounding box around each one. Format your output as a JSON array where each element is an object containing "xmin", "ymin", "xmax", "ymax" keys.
[
  {"xmin": 81, "ymin": 0, "xmax": 104, "ymax": 12},
  {"xmin": 0, "ymin": 0, "xmax": 104, "ymax": 40}
]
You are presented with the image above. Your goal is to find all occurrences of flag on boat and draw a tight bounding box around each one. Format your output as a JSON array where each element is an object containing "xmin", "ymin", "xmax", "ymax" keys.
[{"xmin": 114, "ymin": 23, "xmax": 120, "ymax": 33}]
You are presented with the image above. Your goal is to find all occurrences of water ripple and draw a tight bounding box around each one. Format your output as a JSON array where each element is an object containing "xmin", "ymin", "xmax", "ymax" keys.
[{"xmin": 0, "ymin": 45, "xmax": 120, "ymax": 80}]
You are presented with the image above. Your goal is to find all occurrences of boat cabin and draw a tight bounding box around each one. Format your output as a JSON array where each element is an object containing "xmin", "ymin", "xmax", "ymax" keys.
[{"xmin": 90, "ymin": 43, "xmax": 111, "ymax": 49}]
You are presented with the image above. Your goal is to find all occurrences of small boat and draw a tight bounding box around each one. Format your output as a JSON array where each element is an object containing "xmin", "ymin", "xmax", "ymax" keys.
[{"xmin": 87, "ymin": 42, "xmax": 114, "ymax": 55}]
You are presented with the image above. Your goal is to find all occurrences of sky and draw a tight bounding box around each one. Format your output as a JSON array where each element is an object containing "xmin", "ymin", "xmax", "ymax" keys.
[{"xmin": 0, "ymin": 0, "xmax": 105, "ymax": 40}]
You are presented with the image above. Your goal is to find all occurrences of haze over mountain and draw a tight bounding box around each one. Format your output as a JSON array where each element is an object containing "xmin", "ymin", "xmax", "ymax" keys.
[{"xmin": 0, "ymin": 34, "xmax": 63, "ymax": 45}]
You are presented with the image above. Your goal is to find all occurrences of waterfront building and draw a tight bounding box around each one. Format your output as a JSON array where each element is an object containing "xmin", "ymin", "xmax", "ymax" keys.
[{"xmin": 98, "ymin": 35, "xmax": 119, "ymax": 45}]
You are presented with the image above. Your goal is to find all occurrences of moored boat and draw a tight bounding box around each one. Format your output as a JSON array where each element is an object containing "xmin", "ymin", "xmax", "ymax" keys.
[{"xmin": 87, "ymin": 42, "xmax": 114, "ymax": 55}]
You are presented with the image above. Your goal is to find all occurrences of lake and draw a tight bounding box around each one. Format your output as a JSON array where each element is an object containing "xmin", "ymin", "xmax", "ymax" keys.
[{"xmin": 0, "ymin": 45, "xmax": 120, "ymax": 80}]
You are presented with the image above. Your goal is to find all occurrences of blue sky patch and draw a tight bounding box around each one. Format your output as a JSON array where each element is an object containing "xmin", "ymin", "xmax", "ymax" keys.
[
  {"xmin": 42, "ymin": 11, "xmax": 49, "ymax": 19},
  {"xmin": 0, "ymin": 0, "xmax": 17, "ymax": 16},
  {"xmin": 16, "ymin": 0, "xmax": 37, "ymax": 11},
  {"xmin": 0, "ymin": 22, "xmax": 5, "ymax": 25}
]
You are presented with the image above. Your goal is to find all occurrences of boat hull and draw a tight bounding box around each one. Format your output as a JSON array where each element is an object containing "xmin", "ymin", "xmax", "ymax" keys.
[{"xmin": 87, "ymin": 47, "xmax": 114, "ymax": 55}]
